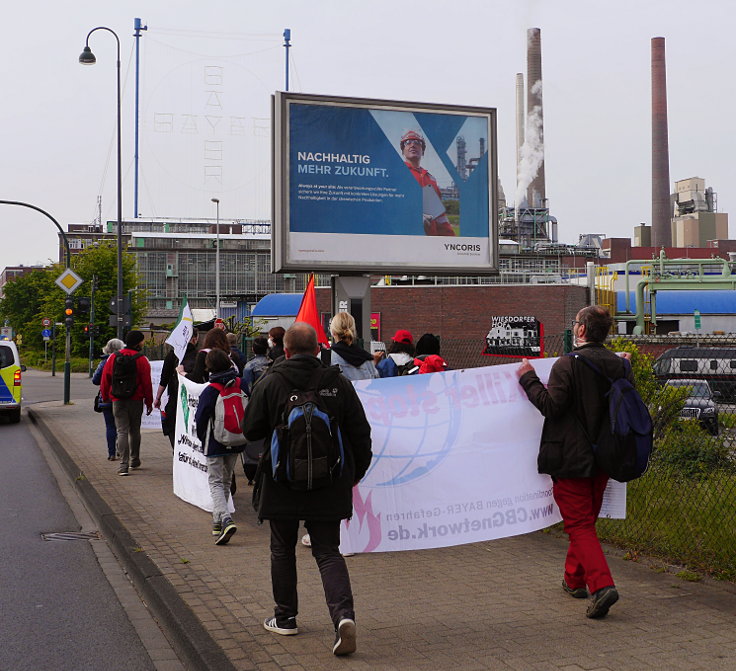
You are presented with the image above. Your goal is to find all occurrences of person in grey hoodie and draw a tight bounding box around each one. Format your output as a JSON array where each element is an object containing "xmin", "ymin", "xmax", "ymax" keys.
[{"xmin": 328, "ymin": 312, "xmax": 379, "ymax": 382}]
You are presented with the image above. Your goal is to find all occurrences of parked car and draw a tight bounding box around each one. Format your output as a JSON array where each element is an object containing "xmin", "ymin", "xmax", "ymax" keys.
[
  {"xmin": 0, "ymin": 340, "xmax": 25, "ymax": 423},
  {"xmin": 664, "ymin": 378, "xmax": 720, "ymax": 435}
]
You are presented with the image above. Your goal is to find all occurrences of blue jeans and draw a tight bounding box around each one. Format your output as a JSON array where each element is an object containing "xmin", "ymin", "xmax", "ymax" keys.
[{"xmin": 102, "ymin": 407, "xmax": 117, "ymax": 457}]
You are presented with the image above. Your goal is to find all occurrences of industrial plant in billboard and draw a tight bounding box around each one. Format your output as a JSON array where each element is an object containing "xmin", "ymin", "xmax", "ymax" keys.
[
  {"xmin": 273, "ymin": 92, "xmax": 497, "ymax": 274},
  {"xmin": 483, "ymin": 316, "xmax": 543, "ymax": 358}
]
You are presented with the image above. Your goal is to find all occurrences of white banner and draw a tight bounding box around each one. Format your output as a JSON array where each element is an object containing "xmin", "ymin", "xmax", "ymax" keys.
[
  {"xmin": 171, "ymin": 374, "xmax": 234, "ymax": 514},
  {"xmin": 339, "ymin": 358, "xmax": 625, "ymax": 554},
  {"xmin": 141, "ymin": 360, "xmax": 164, "ymax": 431},
  {"xmin": 167, "ymin": 358, "xmax": 624, "ymax": 548}
]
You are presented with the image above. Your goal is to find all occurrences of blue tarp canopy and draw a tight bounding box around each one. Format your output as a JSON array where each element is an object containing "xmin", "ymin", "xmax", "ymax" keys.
[
  {"xmin": 251, "ymin": 293, "xmax": 302, "ymax": 317},
  {"xmin": 617, "ymin": 290, "xmax": 736, "ymax": 314}
]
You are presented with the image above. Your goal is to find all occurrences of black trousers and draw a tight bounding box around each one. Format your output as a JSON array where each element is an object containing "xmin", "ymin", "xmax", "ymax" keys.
[{"xmin": 269, "ymin": 518, "xmax": 355, "ymax": 627}]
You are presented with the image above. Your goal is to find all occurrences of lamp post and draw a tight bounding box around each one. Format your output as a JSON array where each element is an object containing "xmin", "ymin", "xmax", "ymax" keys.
[
  {"xmin": 211, "ymin": 198, "xmax": 220, "ymax": 317},
  {"xmin": 79, "ymin": 27, "xmax": 124, "ymax": 339}
]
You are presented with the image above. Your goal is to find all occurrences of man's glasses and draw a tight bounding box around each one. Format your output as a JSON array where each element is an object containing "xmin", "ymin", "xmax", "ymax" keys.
[
  {"xmin": 571, "ymin": 320, "xmax": 581, "ymax": 329},
  {"xmin": 403, "ymin": 139, "xmax": 423, "ymax": 146}
]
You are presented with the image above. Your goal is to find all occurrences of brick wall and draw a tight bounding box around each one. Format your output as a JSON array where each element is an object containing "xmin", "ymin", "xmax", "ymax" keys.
[{"xmin": 315, "ymin": 284, "xmax": 589, "ymax": 368}]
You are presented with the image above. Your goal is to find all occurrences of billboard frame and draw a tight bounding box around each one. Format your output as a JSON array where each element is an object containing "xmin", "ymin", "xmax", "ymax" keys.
[{"xmin": 273, "ymin": 91, "xmax": 499, "ymax": 275}]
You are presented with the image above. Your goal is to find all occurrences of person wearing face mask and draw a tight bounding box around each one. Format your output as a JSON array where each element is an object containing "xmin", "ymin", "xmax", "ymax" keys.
[
  {"xmin": 267, "ymin": 326, "xmax": 286, "ymax": 363},
  {"xmin": 515, "ymin": 306, "xmax": 631, "ymax": 620}
]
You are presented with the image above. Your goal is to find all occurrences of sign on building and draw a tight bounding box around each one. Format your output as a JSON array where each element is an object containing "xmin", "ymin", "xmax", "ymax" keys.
[{"xmin": 483, "ymin": 316, "xmax": 543, "ymax": 358}]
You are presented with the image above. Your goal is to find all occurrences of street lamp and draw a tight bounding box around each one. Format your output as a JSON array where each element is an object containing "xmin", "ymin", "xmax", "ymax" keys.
[
  {"xmin": 211, "ymin": 198, "xmax": 220, "ymax": 318},
  {"xmin": 79, "ymin": 27, "xmax": 124, "ymax": 339}
]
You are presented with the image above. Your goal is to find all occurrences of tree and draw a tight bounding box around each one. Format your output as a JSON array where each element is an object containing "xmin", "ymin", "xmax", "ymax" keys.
[{"xmin": 0, "ymin": 241, "xmax": 146, "ymax": 358}]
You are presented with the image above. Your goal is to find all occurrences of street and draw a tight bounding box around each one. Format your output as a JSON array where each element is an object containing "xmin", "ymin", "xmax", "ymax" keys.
[{"xmin": 0, "ymin": 369, "xmax": 176, "ymax": 671}]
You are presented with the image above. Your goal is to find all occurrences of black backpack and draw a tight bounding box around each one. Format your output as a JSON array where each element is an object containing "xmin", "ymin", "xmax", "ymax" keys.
[
  {"xmin": 269, "ymin": 366, "xmax": 345, "ymax": 491},
  {"xmin": 111, "ymin": 352, "xmax": 143, "ymax": 399},
  {"xmin": 569, "ymin": 353, "xmax": 653, "ymax": 482}
]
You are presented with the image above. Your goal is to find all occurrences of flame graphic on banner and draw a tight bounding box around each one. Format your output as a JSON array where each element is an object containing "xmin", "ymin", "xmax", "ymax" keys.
[{"xmin": 346, "ymin": 487, "xmax": 382, "ymax": 553}]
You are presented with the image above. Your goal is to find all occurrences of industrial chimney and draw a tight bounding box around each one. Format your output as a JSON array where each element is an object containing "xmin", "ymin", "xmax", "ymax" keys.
[
  {"xmin": 651, "ymin": 37, "xmax": 672, "ymax": 247},
  {"xmin": 526, "ymin": 28, "xmax": 545, "ymax": 209},
  {"xmin": 515, "ymin": 73, "xmax": 525, "ymax": 179}
]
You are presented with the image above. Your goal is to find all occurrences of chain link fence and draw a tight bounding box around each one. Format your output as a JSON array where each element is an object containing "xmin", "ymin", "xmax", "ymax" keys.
[{"xmin": 457, "ymin": 331, "xmax": 736, "ymax": 581}]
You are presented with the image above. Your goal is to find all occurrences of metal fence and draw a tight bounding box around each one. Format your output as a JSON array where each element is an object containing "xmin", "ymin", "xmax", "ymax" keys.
[{"xmin": 464, "ymin": 331, "xmax": 736, "ymax": 581}]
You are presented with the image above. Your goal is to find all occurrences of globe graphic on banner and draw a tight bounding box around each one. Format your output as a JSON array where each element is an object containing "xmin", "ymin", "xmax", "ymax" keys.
[{"xmin": 358, "ymin": 374, "xmax": 462, "ymax": 488}]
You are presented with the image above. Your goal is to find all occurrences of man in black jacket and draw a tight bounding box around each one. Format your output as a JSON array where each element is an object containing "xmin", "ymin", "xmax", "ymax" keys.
[
  {"xmin": 516, "ymin": 306, "xmax": 630, "ymax": 619},
  {"xmin": 243, "ymin": 322, "xmax": 372, "ymax": 656}
]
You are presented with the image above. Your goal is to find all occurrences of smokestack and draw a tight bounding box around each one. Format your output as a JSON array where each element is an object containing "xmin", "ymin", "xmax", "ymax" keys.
[
  {"xmin": 526, "ymin": 28, "xmax": 545, "ymax": 209},
  {"xmin": 515, "ymin": 73, "xmax": 525, "ymax": 179},
  {"xmin": 651, "ymin": 37, "xmax": 672, "ymax": 247}
]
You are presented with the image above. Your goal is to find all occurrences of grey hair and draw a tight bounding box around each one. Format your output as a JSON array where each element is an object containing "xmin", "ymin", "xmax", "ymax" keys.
[{"xmin": 103, "ymin": 338, "xmax": 125, "ymax": 355}]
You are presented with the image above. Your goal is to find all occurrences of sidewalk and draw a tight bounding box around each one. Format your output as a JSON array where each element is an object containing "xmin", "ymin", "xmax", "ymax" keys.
[{"xmin": 29, "ymin": 385, "xmax": 736, "ymax": 671}]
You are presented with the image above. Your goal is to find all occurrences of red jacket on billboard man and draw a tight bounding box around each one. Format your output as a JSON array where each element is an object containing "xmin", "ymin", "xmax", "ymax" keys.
[{"xmin": 400, "ymin": 130, "xmax": 456, "ymax": 237}]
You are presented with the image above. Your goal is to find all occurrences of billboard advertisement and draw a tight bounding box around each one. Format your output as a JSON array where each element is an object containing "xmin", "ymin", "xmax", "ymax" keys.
[{"xmin": 273, "ymin": 92, "xmax": 498, "ymax": 274}]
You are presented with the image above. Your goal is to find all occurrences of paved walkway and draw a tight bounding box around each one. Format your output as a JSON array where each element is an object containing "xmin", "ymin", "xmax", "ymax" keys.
[{"xmin": 28, "ymin": 375, "xmax": 736, "ymax": 671}]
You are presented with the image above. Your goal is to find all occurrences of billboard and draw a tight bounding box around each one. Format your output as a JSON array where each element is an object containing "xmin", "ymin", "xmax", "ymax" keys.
[{"xmin": 273, "ymin": 92, "xmax": 498, "ymax": 274}]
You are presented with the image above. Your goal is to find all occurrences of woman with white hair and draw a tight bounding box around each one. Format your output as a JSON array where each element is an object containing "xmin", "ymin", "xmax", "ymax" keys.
[{"xmin": 92, "ymin": 338, "xmax": 125, "ymax": 460}]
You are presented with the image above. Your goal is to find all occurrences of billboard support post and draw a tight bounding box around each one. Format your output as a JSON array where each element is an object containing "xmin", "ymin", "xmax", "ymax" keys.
[{"xmin": 331, "ymin": 275, "xmax": 372, "ymax": 345}]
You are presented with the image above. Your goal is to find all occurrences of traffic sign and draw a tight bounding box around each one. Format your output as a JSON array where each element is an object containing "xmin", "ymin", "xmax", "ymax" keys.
[
  {"xmin": 42, "ymin": 329, "xmax": 52, "ymax": 338},
  {"xmin": 694, "ymin": 309, "xmax": 701, "ymax": 330},
  {"xmin": 55, "ymin": 268, "xmax": 83, "ymax": 295},
  {"xmin": 42, "ymin": 318, "xmax": 52, "ymax": 327}
]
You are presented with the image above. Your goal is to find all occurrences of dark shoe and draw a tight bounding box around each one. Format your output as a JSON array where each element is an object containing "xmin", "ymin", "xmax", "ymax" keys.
[
  {"xmin": 117, "ymin": 466, "xmax": 129, "ymax": 476},
  {"xmin": 562, "ymin": 580, "xmax": 588, "ymax": 599},
  {"xmin": 586, "ymin": 586, "xmax": 619, "ymax": 619},
  {"xmin": 212, "ymin": 522, "xmax": 222, "ymax": 537},
  {"xmin": 130, "ymin": 458, "xmax": 141, "ymax": 469},
  {"xmin": 215, "ymin": 518, "xmax": 237, "ymax": 545},
  {"xmin": 333, "ymin": 618, "xmax": 357, "ymax": 656},
  {"xmin": 263, "ymin": 616, "xmax": 298, "ymax": 635}
]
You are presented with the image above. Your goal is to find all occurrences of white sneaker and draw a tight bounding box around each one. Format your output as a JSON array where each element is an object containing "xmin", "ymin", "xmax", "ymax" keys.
[
  {"xmin": 333, "ymin": 618, "xmax": 356, "ymax": 656},
  {"xmin": 301, "ymin": 533, "xmax": 311, "ymax": 547}
]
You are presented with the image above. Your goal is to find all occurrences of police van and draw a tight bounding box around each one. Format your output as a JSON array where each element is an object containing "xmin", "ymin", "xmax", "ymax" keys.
[{"xmin": 0, "ymin": 340, "xmax": 25, "ymax": 423}]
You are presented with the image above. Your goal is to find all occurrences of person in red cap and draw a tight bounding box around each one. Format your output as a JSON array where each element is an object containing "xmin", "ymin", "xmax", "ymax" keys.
[
  {"xmin": 400, "ymin": 131, "xmax": 455, "ymax": 237},
  {"xmin": 376, "ymin": 329, "xmax": 416, "ymax": 377}
]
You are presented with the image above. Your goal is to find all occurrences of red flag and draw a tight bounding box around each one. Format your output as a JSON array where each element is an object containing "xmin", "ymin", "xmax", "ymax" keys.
[{"xmin": 294, "ymin": 274, "xmax": 330, "ymax": 347}]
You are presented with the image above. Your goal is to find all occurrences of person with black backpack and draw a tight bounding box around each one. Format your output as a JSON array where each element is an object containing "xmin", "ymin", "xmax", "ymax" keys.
[
  {"xmin": 100, "ymin": 330, "xmax": 153, "ymax": 476},
  {"xmin": 243, "ymin": 322, "xmax": 372, "ymax": 657},
  {"xmin": 515, "ymin": 306, "xmax": 630, "ymax": 620}
]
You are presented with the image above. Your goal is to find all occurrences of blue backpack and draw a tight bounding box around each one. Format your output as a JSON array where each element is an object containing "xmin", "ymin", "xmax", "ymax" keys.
[
  {"xmin": 569, "ymin": 353, "xmax": 653, "ymax": 482},
  {"xmin": 269, "ymin": 366, "xmax": 345, "ymax": 491}
]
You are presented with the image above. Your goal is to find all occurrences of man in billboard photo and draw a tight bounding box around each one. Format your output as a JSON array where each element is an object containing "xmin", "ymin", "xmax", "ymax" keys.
[{"xmin": 400, "ymin": 130, "xmax": 456, "ymax": 237}]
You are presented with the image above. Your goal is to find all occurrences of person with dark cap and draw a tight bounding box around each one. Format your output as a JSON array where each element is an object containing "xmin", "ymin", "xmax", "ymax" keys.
[
  {"xmin": 400, "ymin": 130, "xmax": 455, "ymax": 237},
  {"xmin": 100, "ymin": 330, "xmax": 154, "ymax": 476},
  {"xmin": 376, "ymin": 329, "xmax": 416, "ymax": 377},
  {"xmin": 414, "ymin": 333, "xmax": 448, "ymax": 374}
]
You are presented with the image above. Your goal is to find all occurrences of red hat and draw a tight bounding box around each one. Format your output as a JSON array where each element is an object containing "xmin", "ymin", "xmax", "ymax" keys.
[{"xmin": 392, "ymin": 329, "xmax": 413, "ymax": 345}]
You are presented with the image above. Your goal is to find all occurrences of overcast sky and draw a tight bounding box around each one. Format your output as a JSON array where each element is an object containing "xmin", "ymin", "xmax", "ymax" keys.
[{"xmin": 2, "ymin": 0, "xmax": 734, "ymax": 272}]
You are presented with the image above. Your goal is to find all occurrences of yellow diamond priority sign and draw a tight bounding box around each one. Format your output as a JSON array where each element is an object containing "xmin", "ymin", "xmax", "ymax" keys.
[{"xmin": 55, "ymin": 268, "xmax": 83, "ymax": 295}]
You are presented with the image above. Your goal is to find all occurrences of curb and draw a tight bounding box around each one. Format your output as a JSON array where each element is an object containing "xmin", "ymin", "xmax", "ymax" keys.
[{"xmin": 28, "ymin": 408, "xmax": 238, "ymax": 671}]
